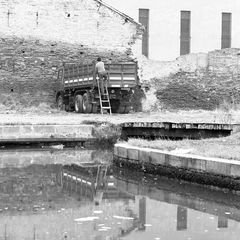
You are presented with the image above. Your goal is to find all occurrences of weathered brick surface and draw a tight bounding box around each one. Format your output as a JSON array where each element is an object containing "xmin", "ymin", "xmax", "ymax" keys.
[
  {"xmin": 0, "ymin": 0, "xmax": 142, "ymax": 107},
  {"xmin": 154, "ymin": 48, "xmax": 240, "ymax": 110}
]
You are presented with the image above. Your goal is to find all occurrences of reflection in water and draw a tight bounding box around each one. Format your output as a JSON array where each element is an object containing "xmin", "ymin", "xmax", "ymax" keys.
[
  {"xmin": 138, "ymin": 197, "xmax": 146, "ymax": 231},
  {"xmin": 60, "ymin": 164, "xmax": 135, "ymax": 204},
  {"xmin": 218, "ymin": 216, "xmax": 228, "ymax": 228},
  {"xmin": 114, "ymin": 169, "xmax": 240, "ymax": 240},
  {"xmin": 0, "ymin": 149, "xmax": 240, "ymax": 239},
  {"xmin": 177, "ymin": 206, "xmax": 187, "ymax": 231}
]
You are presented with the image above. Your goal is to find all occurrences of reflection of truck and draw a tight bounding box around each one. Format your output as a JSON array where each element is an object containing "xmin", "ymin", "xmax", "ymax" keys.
[
  {"xmin": 55, "ymin": 62, "xmax": 140, "ymax": 114},
  {"xmin": 60, "ymin": 164, "xmax": 135, "ymax": 202}
]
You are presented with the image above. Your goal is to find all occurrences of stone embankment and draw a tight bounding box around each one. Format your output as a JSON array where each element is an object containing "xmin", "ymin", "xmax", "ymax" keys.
[
  {"xmin": 114, "ymin": 143, "xmax": 240, "ymax": 192},
  {"xmin": 0, "ymin": 124, "xmax": 95, "ymax": 146},
  {"xmin": 0, "ymin": 120, "xmax": 122, "ymax": 147}
]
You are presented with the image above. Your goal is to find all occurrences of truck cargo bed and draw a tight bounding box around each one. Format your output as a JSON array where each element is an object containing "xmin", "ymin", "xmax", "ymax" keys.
[{"xmin": 60, "ymin": 62, "xmax": 138, "ymax": 89}]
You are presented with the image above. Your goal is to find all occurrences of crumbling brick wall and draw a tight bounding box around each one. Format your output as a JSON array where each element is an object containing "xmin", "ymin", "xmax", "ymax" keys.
[
  {"xmin": 154, "ymin": 49, "xmax": 240, "ymax": 110},
  {"xmin": 0, "ymin": 0, "xmax": 142, "ymax": 109},
  {"xmin": 0, "ymin": 37, "xmax": 136, "ymax": 108}
]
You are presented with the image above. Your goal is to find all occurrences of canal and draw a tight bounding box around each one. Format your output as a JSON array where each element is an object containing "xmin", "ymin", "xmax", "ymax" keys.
[{"xmin": 0, "ymin": 147, "xmax": 239, "ymax": 240}]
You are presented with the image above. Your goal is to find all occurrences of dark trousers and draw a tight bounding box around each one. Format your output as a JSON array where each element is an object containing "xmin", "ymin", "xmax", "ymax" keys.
[{"xmin": 98, "ymin": 71, "xmax": 108, "ymax": 95}]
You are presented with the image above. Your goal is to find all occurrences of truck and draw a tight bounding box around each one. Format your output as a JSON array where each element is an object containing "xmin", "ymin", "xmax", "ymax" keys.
[{"xmin": 55, "ymin": 61, "xmax": 140, "ymax": 114}]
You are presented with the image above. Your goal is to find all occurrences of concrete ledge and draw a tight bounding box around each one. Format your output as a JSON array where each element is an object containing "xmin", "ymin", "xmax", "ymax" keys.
[
  {"xmin": 0, "ymin": 124, "xmax": 94, "ymax": 141},
  {"xmin": 114, "ymin": 143, "xmax": 240, "ymax": 190}
]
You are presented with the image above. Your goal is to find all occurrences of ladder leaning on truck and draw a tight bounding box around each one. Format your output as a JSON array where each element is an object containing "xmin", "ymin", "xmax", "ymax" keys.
[{"xmin": 55, "ymin": 62, "xmax": 140, "ymax": 114}]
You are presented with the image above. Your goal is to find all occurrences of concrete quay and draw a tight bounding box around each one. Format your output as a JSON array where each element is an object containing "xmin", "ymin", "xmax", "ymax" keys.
[
  {"xmin": 0, "ymin": 124, "xmax": 95, "ymax": 145},
  {"xmin": 0, "ymin": 111, "xmax": 235, "ymax": 144},
  {"xmin": 114, "ymin": 143, "xmax": 240, "ymax": 192}
]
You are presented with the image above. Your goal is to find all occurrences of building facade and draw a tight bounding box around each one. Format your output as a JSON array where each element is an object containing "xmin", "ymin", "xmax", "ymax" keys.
[{"xmin": 104, "ymin": 0, "xmax": 240, "ymax": 61}]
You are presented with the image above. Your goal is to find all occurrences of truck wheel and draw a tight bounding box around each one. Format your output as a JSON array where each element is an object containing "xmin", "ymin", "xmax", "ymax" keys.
[
  {"xmin": 124, "ymin": 106, "xmax": 132, "ymax": 114},
  {"xmin": 65, "ymin": 104, "xmax": 74, "ymax": 112},
  {"xmin": 110, "ymin": 100, "xmax": 120, "ymax": 113},
  {"xmin": 92, "ymin": 104, "xmax": 98, "ymax": 113},
  {"xmin": 117, "ymin": 105, "xmax": 125, "ymax": 114},
  {"xmin": 82, "ymin": 93, "xmax": 93, "ymax": 113},
  {"xmin": 57, "ymin": 95, "xmax": 65, "ymax": 111},
  {"xmin": 74, "ymin": 95, "xmax": 83, "ymax": 113}
]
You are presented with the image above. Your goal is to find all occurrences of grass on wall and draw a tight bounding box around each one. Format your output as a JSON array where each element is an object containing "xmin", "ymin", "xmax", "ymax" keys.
[{"xmin": 127, "ymin": 130, "xmax": 240, "ymax": 161}]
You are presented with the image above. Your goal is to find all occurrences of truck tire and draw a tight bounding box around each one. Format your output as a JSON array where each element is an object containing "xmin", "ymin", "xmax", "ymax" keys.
[
  {"xmin": 117, "ymin": 104, "xmax": 131, "ymax": 114},
  {"xmin": 65, "ymin": 104, "xmax": 75, "ymax": 112},
  {"xmin": 117, "ymin": 105, "xmax": 125, "ymax": 114},
  {"xmin": 74, "ymin": 95, "xmax": 83, "ymax": 113},
  {"xmin": 124, "ymin": 106, "xmax": 132, "ymax": 114},
  {"xmin": 57, "ymin": 95, "xmax": 65, "ymax": 111},
  {"xmin": 82, "ymin": 93, "xmax": 93, "ymax": 113},
  {"xmin": 110, "ymin": 100, "xmax": 120, "ymax": 113},
  {"xmin": 92, "ymin": 104, "xmax": 98, "ymax": 113}
]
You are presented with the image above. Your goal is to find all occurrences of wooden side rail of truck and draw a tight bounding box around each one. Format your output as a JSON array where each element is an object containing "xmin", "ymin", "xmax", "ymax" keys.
[{"xmin": 55, "ymin": 62, "xmax": 140, "ymax": 114}]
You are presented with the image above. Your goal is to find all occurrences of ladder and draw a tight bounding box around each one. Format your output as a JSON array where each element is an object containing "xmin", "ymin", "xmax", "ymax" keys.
[
  {"xmin": 95, "ymin": 165, "xmax": 108, "ymax": 189},
  {"xmin": 97, "ymin": 76, "xmax": 112, "ymax": 115}
]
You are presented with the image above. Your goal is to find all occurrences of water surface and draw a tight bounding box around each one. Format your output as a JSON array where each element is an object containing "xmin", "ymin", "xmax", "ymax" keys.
[{"xmin": 0, "ymin": 148, "xmax": 239, "ymax": 240}]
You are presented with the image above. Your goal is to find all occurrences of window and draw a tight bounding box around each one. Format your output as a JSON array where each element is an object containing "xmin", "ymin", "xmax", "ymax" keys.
[
  {"xmin": 221, "ymin": 12, "xmax": 232, "ymax": 49},
  {"xmin": 180, "ymin": 11, "xmax": 191, "ymax": 55}
]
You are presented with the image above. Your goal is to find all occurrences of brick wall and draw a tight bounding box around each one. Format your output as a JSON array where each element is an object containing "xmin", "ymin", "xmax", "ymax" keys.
[
  {"xmin": 0, "ymin": 0, "xmax": 142, "ymax": 51},
  {"xmin": 153, "ymin": 49, "xmax": 240, "ymax": 110},
  {"xmin": 0, "ymin": 0, "xmax": 142, "ymax": 109}
]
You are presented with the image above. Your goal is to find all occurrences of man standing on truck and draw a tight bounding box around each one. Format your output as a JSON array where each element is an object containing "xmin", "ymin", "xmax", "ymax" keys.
[{"xmin": 95, "ymin": 57, "xmax": 108, "ymax": 95}]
